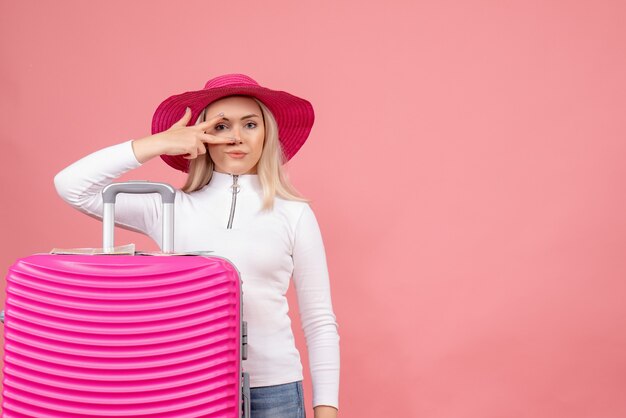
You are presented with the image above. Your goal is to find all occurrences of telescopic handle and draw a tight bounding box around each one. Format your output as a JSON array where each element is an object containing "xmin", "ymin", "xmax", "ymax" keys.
[{"xmin": 101, "ymin": 181, "xmax": 176, "ymax": 253}]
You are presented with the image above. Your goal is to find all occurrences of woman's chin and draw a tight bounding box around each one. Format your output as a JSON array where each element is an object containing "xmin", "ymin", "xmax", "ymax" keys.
[{"xmin": 214, "ymin": 163, "xmax": 257, "ymax": 176}]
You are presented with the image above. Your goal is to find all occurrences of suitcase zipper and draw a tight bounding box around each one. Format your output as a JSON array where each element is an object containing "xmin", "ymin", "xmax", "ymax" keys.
[{"xmin": 227, "ymin": 174, "xmax": 240, "ymax": 229}]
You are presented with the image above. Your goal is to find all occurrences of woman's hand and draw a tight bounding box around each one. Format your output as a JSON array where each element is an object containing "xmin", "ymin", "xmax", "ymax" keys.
[
  {"xmin": 131, "ymin": 107, "xmax": 235, "ymax": 164},
  {"xmin": 314, "ymin": 405, "xmax": 338, "ymax": 418}
]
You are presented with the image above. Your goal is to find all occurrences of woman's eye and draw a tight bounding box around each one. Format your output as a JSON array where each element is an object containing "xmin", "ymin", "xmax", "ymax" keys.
[
  {"xmin": 245, "ymin": 122, "xmax": 257, "ymax": 129},
  {"xmin": 215, "ymin": 123, "xmax": 228, "ymax": 131}
]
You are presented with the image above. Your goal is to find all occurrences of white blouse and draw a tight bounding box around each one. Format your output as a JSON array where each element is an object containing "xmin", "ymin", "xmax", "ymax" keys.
[{"xmin": 53, "ymin": 139, "xmax": 340, "ymax": 409}]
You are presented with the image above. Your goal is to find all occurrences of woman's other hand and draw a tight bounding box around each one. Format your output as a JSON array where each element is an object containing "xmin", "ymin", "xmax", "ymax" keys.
[
  {"xmin": 131, "ymin": 107, "xmax": 235, "ymax": 164},
  {"xmin": 314, "ymin": 405, "xmax": 338, "ymax": 418}
]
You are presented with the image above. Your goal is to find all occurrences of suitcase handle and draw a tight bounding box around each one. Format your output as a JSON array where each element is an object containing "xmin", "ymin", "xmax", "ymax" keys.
[{"xmin": 102, "ymin": 181, "xmax": 176, "ymax": 254}]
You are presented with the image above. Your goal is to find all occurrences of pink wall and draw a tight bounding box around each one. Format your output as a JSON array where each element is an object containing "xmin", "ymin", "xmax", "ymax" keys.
[{"xmin": 2, "ymin": 0, "xmax": 626, "ymax": 416}]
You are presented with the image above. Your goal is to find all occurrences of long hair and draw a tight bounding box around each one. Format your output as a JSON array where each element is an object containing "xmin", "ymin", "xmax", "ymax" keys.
[{"xmin": 181, "ymin": 96, "xmax": 309, "ymax": 211}]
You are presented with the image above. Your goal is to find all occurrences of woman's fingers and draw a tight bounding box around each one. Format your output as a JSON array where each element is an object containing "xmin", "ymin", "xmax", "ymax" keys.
[
  {"xmin": 196, "ymin": 112, "xmax": 225, "ymax": 132},
  {"xmin": 183, "ymin": 145, "xmax": 202, "ymax": 160},
  {"xmin": 170, "ymin": 107, "xmax": 192, "ymax": 129},
  {"xmin": 183, "ymin": 141, "xmax": 208, "ymax": 160},
  {"xmin": 158, "ymin": 109, "xmax": 237, "ymax": 158},
  {"xmin": 199, "ymin": 133, "xmax": 237, "ymax": 144},
  {"xmin": 169, "ymin": 109, "xmax": 222, "ymax": 134}
]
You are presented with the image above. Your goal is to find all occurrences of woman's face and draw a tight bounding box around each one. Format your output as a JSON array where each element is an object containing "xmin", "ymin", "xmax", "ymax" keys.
[{"xmin": 205, "ymin": 96, "xmax": 265, "ymax": 175}]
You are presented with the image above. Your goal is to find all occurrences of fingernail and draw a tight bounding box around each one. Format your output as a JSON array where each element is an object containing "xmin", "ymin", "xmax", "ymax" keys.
[
  {"xmin": 218, "ymin": 112, "xmax": 224, "ymax": 117},
  {"xmin": 185, "ymin": 107, "xmax": 190, "ymax": 112}
]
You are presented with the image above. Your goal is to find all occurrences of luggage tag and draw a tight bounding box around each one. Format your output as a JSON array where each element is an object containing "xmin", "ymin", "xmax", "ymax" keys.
[{"xmin": 50, "ymin": 243, "xmax": 137, "ymax": 255}]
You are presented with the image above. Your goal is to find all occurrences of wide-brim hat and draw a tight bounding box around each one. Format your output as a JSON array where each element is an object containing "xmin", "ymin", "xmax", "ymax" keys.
[{"xmin": 151, "ymin": 73, "xmax": 315, "ymax": 173}]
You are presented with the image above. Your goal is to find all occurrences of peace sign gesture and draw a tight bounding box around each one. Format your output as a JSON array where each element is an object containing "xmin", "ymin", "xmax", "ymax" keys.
[{"xmin": 131, "ymin": 107, "xmax": 236, "ymax": 163}]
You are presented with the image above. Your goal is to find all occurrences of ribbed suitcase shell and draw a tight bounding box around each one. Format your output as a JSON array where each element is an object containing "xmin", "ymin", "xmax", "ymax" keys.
[{"xmin": 2, "ymin": 253, "xmax": 242, "ymax": 417}]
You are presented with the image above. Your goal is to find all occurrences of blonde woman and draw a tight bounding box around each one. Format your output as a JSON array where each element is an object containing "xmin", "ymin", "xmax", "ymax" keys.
[{"xmin": 54, "ymin": 74, "xmax": 340, "ymax": 418}]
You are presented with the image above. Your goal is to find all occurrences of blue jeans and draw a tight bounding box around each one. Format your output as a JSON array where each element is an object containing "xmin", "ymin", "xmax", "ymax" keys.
[{"xmin": 250, "ymin": 380, "xmax": 305, "ymax": 418}]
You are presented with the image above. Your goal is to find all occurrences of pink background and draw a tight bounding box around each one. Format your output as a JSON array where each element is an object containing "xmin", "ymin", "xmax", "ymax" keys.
[{"xmin": 2, "ymin": 1, "xmax": 626, "ymax": 416}]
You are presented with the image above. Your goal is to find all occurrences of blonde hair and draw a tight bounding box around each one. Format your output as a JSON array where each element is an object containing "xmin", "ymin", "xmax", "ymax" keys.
[{"xmin": 182, "ymin": 96, "xmax": 309, "ymax": 211}]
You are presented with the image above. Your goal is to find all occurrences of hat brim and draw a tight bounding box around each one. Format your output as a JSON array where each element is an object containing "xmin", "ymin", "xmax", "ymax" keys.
[{"xmin": 151, "ymin": 85, "xmax": 315, "ymax": 173}]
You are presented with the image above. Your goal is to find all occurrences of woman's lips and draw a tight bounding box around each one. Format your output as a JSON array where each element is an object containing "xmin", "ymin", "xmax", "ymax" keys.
[{"xmin": 226, "ymin": 152, "xmax": 246, "ymax": 159}]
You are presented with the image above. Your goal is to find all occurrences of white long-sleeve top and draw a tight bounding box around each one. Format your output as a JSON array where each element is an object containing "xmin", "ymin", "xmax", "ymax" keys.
[{"xmin": 53, "ymin": 140, "xmax": 340, "ymax": 409}]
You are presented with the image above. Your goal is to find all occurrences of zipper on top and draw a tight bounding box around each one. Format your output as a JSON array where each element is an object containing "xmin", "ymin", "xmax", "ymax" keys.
[{"xmin": 227, "ymin": 174, "xmax": 240, "ymax": 229}]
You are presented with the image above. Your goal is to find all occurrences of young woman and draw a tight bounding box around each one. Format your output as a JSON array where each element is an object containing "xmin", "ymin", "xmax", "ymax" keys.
[{"xmin": 54, "ymin": 74, "xmax": 340, "ymax": 418}]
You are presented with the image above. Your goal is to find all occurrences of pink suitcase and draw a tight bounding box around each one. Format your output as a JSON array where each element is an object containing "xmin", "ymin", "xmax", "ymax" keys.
[{"xmin": 1, "ymin": 182, "xmax": 250, "ymax": 417}]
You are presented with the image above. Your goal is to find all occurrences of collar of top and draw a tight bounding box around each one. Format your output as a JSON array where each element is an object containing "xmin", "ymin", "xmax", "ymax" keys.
[{"xmin": 207, "ymin": 171, "xmax": 262, "ymax": 193}]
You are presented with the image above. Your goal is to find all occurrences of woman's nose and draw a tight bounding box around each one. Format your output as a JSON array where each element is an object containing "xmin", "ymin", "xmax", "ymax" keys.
[{"xmin": 230, "ymin": 127, "xmax": 243, "ymax": 143}]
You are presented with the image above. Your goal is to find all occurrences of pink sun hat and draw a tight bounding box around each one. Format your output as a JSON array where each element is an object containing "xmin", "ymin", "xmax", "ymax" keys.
[{"xmin": 151, "ymin": 74, "xmax": 315, "ymax": 173}]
